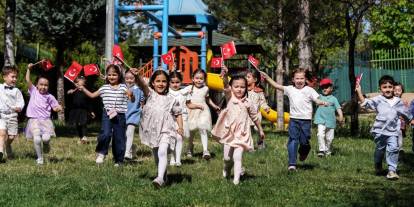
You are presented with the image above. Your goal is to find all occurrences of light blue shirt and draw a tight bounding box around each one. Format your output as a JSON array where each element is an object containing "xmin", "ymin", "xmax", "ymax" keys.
[
  {"xmin": 314, "ymin": 95, "xmax": 341, "ymax": 128},
  {"xmin": 126, "ymin": 85, "xmax": 144, "ymax": 125},
  {"xmin": 362, "ymin": 95, "xmax": 413, "ymax": 137}
]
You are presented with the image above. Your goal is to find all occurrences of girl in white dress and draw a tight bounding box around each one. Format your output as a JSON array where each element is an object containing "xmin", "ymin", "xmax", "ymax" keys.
[
  {"xmin": 169, "ymin": 71, "xmax": 191, "ymax": 166},
  {"xmin": 185, "ymin": 69, "xmax": 220, "ymax": 160}
]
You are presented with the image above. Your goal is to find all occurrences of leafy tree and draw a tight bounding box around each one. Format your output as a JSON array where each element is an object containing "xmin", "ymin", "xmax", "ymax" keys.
[
  {"xmin": 368, "ymin": 0, "xmax": 414, "ymax": 48},
  {"xmin": 17, "ymin": 0, "xmax": 106, "ymax": 121},
  {"xmin": 3, "ymin": 0, "xmax": 15, "ymax": 66}
]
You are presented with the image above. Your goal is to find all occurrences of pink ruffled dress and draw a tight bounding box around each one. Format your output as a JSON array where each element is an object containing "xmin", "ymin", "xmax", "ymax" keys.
[{"xmin": 211, "ymin": 95, "xmax": 259, "ymax": 151}]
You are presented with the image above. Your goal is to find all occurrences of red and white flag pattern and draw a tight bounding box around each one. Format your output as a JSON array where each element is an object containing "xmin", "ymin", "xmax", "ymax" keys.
[
  {"xmin": 41, "ymin": 59, "xmax": 54, "ymax": 71},
  {"xmin": 83, "ymin": 64, "xmax": 100, "ymax": 76},
  {"xmin": 161, "ymin": 52, "xmax": 174, "ymax": 65},
  {"xmin": 64, "ymin": 61, "xmax": 83, "ymax": 82},
  {"xmin": 210, "ymin": 57, "xmax": 223, "ymax": 68},
  {"xmin": 248, "ymin": 55, "xmax": 260, "ymax": 70},
  {"xmin": 221, "ymin": 41, "xmax": 237, "ymax": 59},
  {"xmin": 112, "ymin": 44, "xmax": 124, "ymax": 65},
  {"xmin": 356, "ymin": 73, "xmax": 363, "ymax": 86}
]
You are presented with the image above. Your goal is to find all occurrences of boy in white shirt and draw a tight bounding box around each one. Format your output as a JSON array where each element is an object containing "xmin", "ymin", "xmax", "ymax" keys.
[{"xmin": 0, "ymin": 66, "xmax": 25, "ymax": 162}]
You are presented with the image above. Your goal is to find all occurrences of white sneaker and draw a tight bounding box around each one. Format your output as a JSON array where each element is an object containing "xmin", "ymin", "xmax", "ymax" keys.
[
  {"xmin": 96, "ymin": 154, "xmax": 105, "ymax": 164},
  {"xmin": 233, "ymin": 179, "xmax": 240, "ymax": 185},
  {"xmin": 202, "ymin": 151, "xmax": 211, "ymax": 160},
  {"xmin": 170, "ymin": 157, "xmax": 176, "ymax": 166},
  {"xmin": 152, "ymin": 177, "xmax": 164, "ymax": 188},
  {"xmin": 36, "ymin": 158, "xmax": 44, "ymax": 165},
  {"xmin": 240, "ymin": 167, "xmax": 246, "ymax": 176},
  {"xmin": 124, "ymin": 152, "xmax": 133, "ymax": 160},
  {"xmin": 80, "ymin": 137, "xmax": 88, "ymax": 144},
  {"xmin": 175, "ymin": 162, "xmax": 182, "ymax": 167}
]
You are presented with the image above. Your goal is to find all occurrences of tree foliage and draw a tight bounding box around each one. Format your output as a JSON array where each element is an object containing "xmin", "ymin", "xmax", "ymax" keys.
[{"xmin": 368, "ymin": 0, "xmax": 414, "ymax": 48}]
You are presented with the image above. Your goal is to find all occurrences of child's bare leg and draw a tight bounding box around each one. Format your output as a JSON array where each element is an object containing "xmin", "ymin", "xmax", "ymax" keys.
[
  {"xmin": 0, "ymin": 130, "xmax": 6, "ymax": 161},
  {"xmin": 6, "ymin": 135, "xmax": 15, "ymax": 158}
]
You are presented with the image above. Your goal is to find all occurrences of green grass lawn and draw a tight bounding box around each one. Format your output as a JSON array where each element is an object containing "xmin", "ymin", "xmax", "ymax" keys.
[{"xmin": 1, "ymin": 123, "xmax": 414, "ymax": 207}]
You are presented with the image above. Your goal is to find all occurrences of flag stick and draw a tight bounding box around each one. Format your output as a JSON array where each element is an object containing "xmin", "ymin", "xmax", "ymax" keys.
[{"xmin": 113, "ymin": 55, "xmax": 132, "ymax": 70}]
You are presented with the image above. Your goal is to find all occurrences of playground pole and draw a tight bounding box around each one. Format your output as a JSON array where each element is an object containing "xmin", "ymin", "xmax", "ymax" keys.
[
  {"xmin": 200, "ymin": 25, "xmax": 207, "ymax": 71},
  {"xmin": 114, "ymin": 0, "xmax": 119, "ymax": 44},
  {"xmin": 153, "ymin": 24, "xmax": 159, "ymax": 69},
  {"xmin": 105, "ymin": 0, "xmax": 115, "ymax": 65},
  {"xmin": 161, "ymin": 0, "xmax": 169, "ymax": 71}
]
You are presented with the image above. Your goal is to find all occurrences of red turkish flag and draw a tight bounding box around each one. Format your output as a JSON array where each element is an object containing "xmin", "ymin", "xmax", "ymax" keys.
[
  {"xmin": 221, "ymin": 41, "xmax": 237, "ymax": 59},
  {"xmin": 83, "ymin": 64, "xmax": 100, "ymax": 76},
  {"xmin": 112, "ymin": 44, "xmax": 124, "ymax": 65},
  {"xmin": 356, "ymin": 73, "xmax": 363, "ymax": 86},
  {"xmin": 248, "ymin": 55, "xmax": 260, "ymax": 70},
  {"xmin": 64, "ymin": 61, "xmax": 83, "ymax": 82},
  {"xmin": 210, "ymin": 57, "xmax": 223, "ymax": 68},
  {"xmin": 41, "ymin": 59, "xmax": 54, "ymax": 71},
  {"xmin": 161, "ymin": 52, "xmax": 174, "ymax": 64}
]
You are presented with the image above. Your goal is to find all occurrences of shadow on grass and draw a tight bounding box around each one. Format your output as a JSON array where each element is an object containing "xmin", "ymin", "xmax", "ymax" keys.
[
  {"xmin": 297, "ymin": 163, "xmax": 318, "ymax": 170},
  {"xmin": 124, "ymin": 159, "xmax": 144, "ymax": 165},
  {"xmin": 192, "ymin": 152, "xmax": 217, "ymax": 160},
  {"xmin": 136, "ymin": 149, "xmax": 153, "ymax": 157},
  {"xmin": 48, "ymin": 156, "xmax": 76, "ymax": 163},
  {"xmin": 399, "ymin": 152, "xmax": 414, "ymax": 172},
  {"xmin": 165, "ymin": 173, "xmax": 192, "ymax": 186},
  {"xmin": 353, "ymin": 182, "xmax": 414, "ymax": 207},
  {"xmin": 181, "ymin": 159, "xmax": 196, "ymax": 165},
  {"xmin": 240, "ymin": 173, "xmax": 257, "ymax": 182}
]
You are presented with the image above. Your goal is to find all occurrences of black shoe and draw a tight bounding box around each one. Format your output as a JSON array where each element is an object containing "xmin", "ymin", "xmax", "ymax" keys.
[{"xmin": 299, "ymin": 145, "xmax": 311, "ymax": 161}]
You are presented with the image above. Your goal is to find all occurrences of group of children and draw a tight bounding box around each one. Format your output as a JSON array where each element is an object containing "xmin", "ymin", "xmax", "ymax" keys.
[{"xmin": 1, "ymin": 62, "xmax": 413, "ymax": 187}]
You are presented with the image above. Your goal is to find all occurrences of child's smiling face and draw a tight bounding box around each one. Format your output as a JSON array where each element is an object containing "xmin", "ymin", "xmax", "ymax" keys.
[
  {"xmin": 125, "ymin": 72, "xmax": 136, "ymax": 87},
  {"xmin": 169, "ymin": 77, "xmax": 181, "ymax": 91},
  {"xmin": 3, "ymin": 72, "xmax": 17, "ymax": 87},
  {"xmin": 36, "ymin": 77, "xmax": 49, "ymax": 94},
  {"xmin": 292, "ymin": 72, "xmax": 306, "ymax": 89},
  {"xmin": 192, "ymin": 73, "xmax": 205, "ymax": 88},
  {"xmin": 394, "ymin": 85, "xmax": 403, "ymax": 98},
  {"xmin": 321, "ymin": 85, "xmax": 333, "ymax": 95},
  {"xmin": 380, "ymin": 82, "xmax": 394, "ymax": 99},
  {"xmin": 246, "ymin": 72, "xmax": 256, "ymax": 86},
  {"xmin": 152, "ymin": 73, "xmax": 168, "ymax": 94}
]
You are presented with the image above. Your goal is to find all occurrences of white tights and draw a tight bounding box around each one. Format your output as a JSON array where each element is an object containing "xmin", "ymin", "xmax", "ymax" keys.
[
  {"xmin": 171, "ymin": 134, "xmax": 183, "ymax": 164},
  {"xmin": 223, "ymin": 145, "xmax": 244, "ymax": 185},
  {"xmin": 33, "ymin": 130, "xmax": 51, "ymax": 160},
  {"xmin": 125, "ymin": 125, "xmax": 135, "ymax": 157},
  {"xmin": 153, "ymin": 142, "xmax": 169, "ymax": 182},
  {"xmin": 188, "ymin": 129, "xmax": 208, "ymax": 152}
]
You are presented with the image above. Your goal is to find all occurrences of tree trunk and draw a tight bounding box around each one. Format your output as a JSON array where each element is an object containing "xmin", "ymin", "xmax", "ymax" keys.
[
  {"xmin": 56, "ymin": 46, "xmax": 65, "ymax": 121},
  {"xmin": 4, "ymin": 0, "xmax": 16, "ymax": 66},
  {"xmin": 276, "ymin": 2, "xmax": 284, "ymax": 130},
  {"xmin": 297, "ymin": 0, "xmax": 312, "ymax": 71}
]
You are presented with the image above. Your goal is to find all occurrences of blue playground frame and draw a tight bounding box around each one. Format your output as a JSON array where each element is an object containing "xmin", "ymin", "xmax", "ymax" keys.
[{"xmin": 113, "ymin": 0, "xmax": 208, "ymax": 71}]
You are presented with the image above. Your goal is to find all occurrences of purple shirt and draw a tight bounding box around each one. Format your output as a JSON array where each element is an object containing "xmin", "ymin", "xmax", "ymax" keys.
[{"xmin": 26, "ymin": 85, "xmax": 59, "ymax": 119}]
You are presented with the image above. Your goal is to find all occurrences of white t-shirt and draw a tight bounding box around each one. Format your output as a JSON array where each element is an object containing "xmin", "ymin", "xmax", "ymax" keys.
[{"xmin": 283, "ymin": 85, "xmax": 319, "ymax": 120}]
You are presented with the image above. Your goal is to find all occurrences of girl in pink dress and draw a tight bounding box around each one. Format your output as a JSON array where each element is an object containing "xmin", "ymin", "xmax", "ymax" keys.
[
  {"xmin": 138, "ymin": 69, "xmax": 184, "ymax": 188},
  {"xmin": 211, "ymin": 69, "xmax": 265, "ymax": 185}
]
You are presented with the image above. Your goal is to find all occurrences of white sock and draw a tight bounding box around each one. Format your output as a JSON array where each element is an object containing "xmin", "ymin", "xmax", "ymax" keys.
[
  {"xmin": 175, "ymin": 135, "xmax": 183, "ymax": 164},
  {"xmin": 42, "ymin": 134, "xmax": 51, "ymax": 144},
  {"xmin": 33, "ymin": 133, "xmax": 42, "ymax": 160},
  {"xmin": 125, "ymin": 125, "xmax": 135, "ymax": 157},
  {"xmin": 153, "ymin": 143, "xmax": 169, "ymax": 182},
  {"xmin": 199, "ymin": 129, "xmax": 208, "ymax": 152},
  {"xmin": 233, "ymin": 147, "xmax": 244, "ymax": 184},
  {"xmin": 223, "ymin": 145, "xmax": 233, "ymax": 175}
]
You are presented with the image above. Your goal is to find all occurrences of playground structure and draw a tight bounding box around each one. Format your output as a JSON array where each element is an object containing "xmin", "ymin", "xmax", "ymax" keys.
[{"xmin": 111, "ymin": 0, "xmax": 289, "ymax": 124}]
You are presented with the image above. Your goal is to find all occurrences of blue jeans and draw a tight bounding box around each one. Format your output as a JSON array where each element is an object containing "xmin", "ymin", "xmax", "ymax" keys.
[
  {"xmin": 373, "ymin": 133, "xmax": 399, "ymax": 172},
  {"xmin": 96, "ymin": 111, "xmax": 126, "ymax": 163},
  {"xmin": 287, "ymin": 119, "xmax": 311, "ymax": 166}
]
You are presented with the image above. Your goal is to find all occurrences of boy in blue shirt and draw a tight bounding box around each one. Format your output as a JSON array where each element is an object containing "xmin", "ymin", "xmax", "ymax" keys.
[
  {"xmin": 314, "ymin": 78, "xmax": 344, "ymax": 157},
  {"xmin": 356, "ymin": 75, "xmax": 414, "ymax": 180}
]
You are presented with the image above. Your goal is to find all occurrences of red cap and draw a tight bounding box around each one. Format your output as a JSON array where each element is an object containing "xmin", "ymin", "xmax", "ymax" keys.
[{"xmin": 319, "ymin": 78, "xmax": 333, "ymax": 87}]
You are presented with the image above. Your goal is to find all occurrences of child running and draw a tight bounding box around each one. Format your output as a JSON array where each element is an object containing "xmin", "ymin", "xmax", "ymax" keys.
[
  {"xmin": 124, "ymin": 70, "xmax": 144, "ymax": 160},
  {"xmin": 356, "ymin": 76, "xmax": 414, "ymax": 179},
  {"xmin": 0, "ymin": 66, "xmax": 25, "ymax": 162},
  {"xmin": 78, "ymin": 64, "xmax": 133, "ymax": 166},
  {"xmin": 67, "ymin": 76, "xmax": 95, "ymax": 144},
  {"xmin": 314, "ymin": 78, "xmax": 344, "ymax": 157},
  {"xmin": 260, "ymin": 68, "xmax": 328, "ymax": 171},
  {"xmin": 138, "ymin": 69, "xmax": 183, "ymax": 188},
  {"xmin": 25, "ymin": 63, "xmax": 62, "ymax": 165},
  {"xmin": 185, "ymin": 69, "xmax": 220, "ymax": 159},
  {"xmin": 169, "ymin": 71, "xmax": 191, "ymax": 166},
  {"xmin": 212, "ymin": 68, "xmax": 265, "ymax": 185},
  {"xmin": 246, "ymin": 69, "xmax": 271, "ymax": 149},
  {"xmin": 393, "ymin": 82, "xmax": 408, "ymax": 152}
]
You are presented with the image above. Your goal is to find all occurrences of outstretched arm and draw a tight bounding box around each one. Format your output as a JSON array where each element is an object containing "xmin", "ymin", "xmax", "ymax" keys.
[
  {"xmin": 355, "ymin": 84, "xmax": 365, "ymax": 103},
  {"xmin": 26, "ymin": 63, "xmax": 34, "ymax": 89},
  {"xmin": 221, "ymin": 65, "xmax": 232, "ymax": 101},
  {"xmin": 78, "ymin": 85, "xmax": 100, "ymax": 99},
  {"xmin": 131, "ymin": 68, "xmax": 150, "ymax": 97},
  {"xmin": 259, "ymin": 71, "xmax": 284, "ymax": 91}
]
